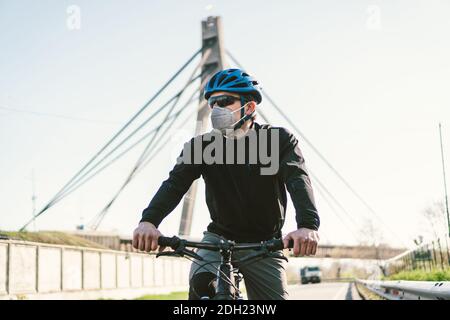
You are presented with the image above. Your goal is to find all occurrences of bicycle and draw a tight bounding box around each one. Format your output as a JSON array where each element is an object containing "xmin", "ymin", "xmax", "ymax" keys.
[{"xmin": 157, "ymin": 235, "xmax": 294, "ymax": 300}]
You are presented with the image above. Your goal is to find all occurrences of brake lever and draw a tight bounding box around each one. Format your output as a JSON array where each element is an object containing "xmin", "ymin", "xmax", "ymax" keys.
[
  {"xmin": 156, "ymin": 240, "xmax": 204, "ymax": 261},
  {"xmin": 182, "ymin": 249, "xmax": 204, "ymax": 261},
  {"xmin": 156, "ymin": 251, "xmax": 181, "ymax": 258}
]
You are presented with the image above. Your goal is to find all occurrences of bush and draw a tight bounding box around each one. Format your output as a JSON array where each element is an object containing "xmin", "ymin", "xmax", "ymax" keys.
[{"xmin": 384, "ymin": 268, "xmax": 450, "ymax": 281}]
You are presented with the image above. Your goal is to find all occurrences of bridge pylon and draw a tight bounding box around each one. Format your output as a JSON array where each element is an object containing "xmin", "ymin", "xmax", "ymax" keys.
[{"xmin": 178, "ymin": 16, "xmax": 227, "ymax": 236}]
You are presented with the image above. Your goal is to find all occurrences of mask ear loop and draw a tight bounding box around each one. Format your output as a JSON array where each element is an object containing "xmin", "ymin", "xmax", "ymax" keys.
[{"xmin": 232, "ymin": 96, "xmax": 255, "ymax": 130}]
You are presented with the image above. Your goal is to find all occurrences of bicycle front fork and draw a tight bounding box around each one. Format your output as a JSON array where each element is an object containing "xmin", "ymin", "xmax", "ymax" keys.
[{"xmin": 214, "ymin": 250, "xmax": 238, "ymax": 300}]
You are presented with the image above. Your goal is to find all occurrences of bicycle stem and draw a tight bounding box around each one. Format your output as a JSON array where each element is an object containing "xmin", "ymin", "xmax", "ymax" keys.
[{"xmin": 214, "ymin": 246, "xmax": 236, "ymax": 300}]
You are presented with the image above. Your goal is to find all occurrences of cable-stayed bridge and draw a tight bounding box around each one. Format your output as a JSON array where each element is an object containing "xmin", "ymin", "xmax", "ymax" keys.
[
  {"xmin": 2, "ymin": 16, "xmax": 432, "ymax": 301},
  {"xmin": 17, "ymin": 16, "xmax": 403, "ymax": 251}
]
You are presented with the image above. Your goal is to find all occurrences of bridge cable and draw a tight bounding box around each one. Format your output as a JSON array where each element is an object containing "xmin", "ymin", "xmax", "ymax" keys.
[
  {"xmin": 90, "ymin": 52, "xmax": 213, "ymax": 229},
  {"xmin": 22, "ymin": 84, "xmax": 194, "ymax": 230},
  {"xmin": 20, "ymin": 48, "xmax": 202, "ymax": 231},
  {"xmin": 136, "ymin": 100, "xmax": 208, "ymax": 174},
  {"xmin": 49, "ymin": 76, "xmax": 201, "ymax": 206},
  {"xmin": 308, "ymin": 171, "xmax": 362, "ymax": 229},
  {"xmin": 255, "ymin": 102, "xmax": 362, "ymax": 242},
  {"xmin": 89, "ymin": 92, "xmax": 184, "ymax": 229},
  {"xmin": 226, "ymin": 50, "xmax": 406, "ymax": 246},
  {"xmin": 90, "ymin": 94, "xmax": 207, "ymax": 229},
  {"xmin": 312, "ymin": 180, "xmax": 360, "ymax": 243},
  {"xmin": 56, "ymin": 98, "xmax": 201, "ymax": 206}
]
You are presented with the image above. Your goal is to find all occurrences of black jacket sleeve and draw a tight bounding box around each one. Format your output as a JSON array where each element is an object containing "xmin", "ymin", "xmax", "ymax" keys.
[
  {"xmin": 140, "ymin": 138, "xmax": 202, "ymax": 228},
  {"xmin": 277, "ymin": 128, "xmax": 320, "ymax": 230}
]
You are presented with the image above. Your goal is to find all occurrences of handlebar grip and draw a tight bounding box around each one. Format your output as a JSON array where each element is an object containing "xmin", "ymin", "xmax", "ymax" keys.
[
  {"xmin": 272, "ymin": 239, "xmax": 294, "ymax": 250},
  {"xmin": 287, "ymin": 239, "xmax": 294, "ymax": 249},
  {"xmin": 158, "ymin": 236, "xmax": 180, "ymax": 248}
]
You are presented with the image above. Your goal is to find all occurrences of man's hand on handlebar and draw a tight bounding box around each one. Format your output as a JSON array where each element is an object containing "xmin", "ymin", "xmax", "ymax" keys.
[
  {"xmin": 283, "ymin": 227, "xmax": 319, "ymax": 257},
  {"xmin": 132, "ymin": 221, "xmax": 166, "ymax": 253}
]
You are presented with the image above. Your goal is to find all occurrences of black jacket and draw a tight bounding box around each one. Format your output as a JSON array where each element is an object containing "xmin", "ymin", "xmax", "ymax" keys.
[{"xmin": 140, "ymin": 122, "xmax": 320, "ymax": 242}]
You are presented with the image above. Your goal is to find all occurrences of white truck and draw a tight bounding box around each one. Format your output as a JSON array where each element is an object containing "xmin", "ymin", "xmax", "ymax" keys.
[{"xmin": 300, "ymin": 266, "xmax": 322, "ymax": 284}]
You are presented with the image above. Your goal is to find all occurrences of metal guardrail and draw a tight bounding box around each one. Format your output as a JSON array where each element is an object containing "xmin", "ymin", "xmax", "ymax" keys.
[{"xmin": 356, "ymin": 279, "xmax": 450, "ymax": 300}]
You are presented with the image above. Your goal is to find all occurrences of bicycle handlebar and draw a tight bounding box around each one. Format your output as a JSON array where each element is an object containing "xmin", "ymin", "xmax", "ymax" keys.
[{"xmin": 158, "ymin": 236, "xmax": 294, "ymax": 252}]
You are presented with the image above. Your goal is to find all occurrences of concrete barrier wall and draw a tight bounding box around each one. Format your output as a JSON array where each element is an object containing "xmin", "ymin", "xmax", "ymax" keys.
[
  {"xmin": 101, "ymin": 253, "xmax": 116, "ymax": 289},
  {"xmin": 63, "ymin": 249, "xmax": 82, "ymax": 291},
  {"xmin": 0, "ymin": 240, "xmax": 190, "ymax": 300},
  {"xmin": 38, "ymin": 246, "xmax": 61, "ymax": 293},
  {"xmin": 83, "ymin": 251, "xmax": 100, "ymax": 290},
  {"xmin": 9, "ymin": 244, "xmax": 36, "ymax": 294},
  {"xmin": 143, "ymin": 255, "xmax": 154, "ymax": 287},
  {"xmin": 0, "ymin": 243, "xmax": 8, "ymax": 295}
]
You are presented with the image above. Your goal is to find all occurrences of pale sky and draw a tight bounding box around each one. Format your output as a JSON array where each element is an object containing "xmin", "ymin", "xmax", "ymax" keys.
[{"xmin": 1, "ymin": 0, "xmax": 449, "ymax": 248}]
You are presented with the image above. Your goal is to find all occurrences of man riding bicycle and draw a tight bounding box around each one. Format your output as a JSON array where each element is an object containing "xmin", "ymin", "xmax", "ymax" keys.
[{"xmin": 132, "ymin": 68, "xmax": 320, "ymax": 300}]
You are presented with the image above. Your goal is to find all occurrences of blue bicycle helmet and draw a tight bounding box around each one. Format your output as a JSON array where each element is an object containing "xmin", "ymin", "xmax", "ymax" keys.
[{"xmin": 204, "ymin": 68, "xmax": 262, "ymax": 104}]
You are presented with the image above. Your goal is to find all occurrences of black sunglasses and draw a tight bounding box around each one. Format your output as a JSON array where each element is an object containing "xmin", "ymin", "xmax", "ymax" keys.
[{"xmin": 207, "ymin": 95, "xmax": 241, "ymax": 108}]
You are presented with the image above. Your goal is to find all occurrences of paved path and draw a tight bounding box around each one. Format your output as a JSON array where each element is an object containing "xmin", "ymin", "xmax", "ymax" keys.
[{"xmin": 287, "ymin": 282, "xmax": 361, "ymax": 300}]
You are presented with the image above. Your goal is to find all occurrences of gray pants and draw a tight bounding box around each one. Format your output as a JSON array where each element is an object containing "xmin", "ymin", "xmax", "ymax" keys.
[{"xmin": 188, "ymin": 231, "xmax": 289, "ymax": 300}]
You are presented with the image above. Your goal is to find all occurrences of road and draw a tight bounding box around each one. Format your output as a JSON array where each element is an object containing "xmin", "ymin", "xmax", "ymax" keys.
[{"xmin": 287, "ymin": 282, "xmax": 360, "ymax": 300}]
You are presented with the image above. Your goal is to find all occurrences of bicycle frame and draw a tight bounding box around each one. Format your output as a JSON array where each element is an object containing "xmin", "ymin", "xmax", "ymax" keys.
[{"xmin": 157, "ymin": 236, "xmax": 292, "ymax": 300}]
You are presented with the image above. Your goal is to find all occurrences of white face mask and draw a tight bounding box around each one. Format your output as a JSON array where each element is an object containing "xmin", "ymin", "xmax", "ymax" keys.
[{"xmin": 210, "ymin": 103, "xmax": 249, "ymax": 134}]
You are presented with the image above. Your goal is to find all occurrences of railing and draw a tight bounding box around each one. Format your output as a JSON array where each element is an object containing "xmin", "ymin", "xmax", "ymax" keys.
[
  {"xmin": 383, "ymin": 237, "xmax": 450, "ymax": 276},
  {"xmin": 355, "ymin": 279, "xmax": 450, "ymax": 300}
]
